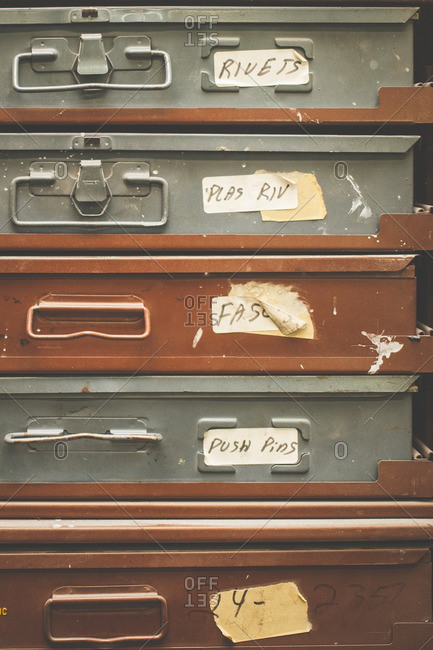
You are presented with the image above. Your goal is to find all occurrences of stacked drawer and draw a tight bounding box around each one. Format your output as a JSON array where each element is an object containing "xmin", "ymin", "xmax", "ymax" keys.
[{"xmin": 0, "ymin": 4, "xmax": 432, "ymax": 649}]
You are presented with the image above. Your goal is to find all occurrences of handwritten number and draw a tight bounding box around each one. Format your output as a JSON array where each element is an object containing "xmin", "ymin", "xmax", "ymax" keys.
[
  {"xmin": 232, "ymin": 589, "xmax": 248, "ymax": 617},
  {"xmin": 313, "ymin": 584, "xmax": 338, "ymax": 614},
  {"xmin": 349, "ymin": 584, "xmax": 366, "ymax": 607},
  {"xmin": 210, "ymin": 593, "xmax": 221, "ymax": 618},
  {"xmin": 371, "ymin": 583, "xmax": 405, "ymax": 606}
]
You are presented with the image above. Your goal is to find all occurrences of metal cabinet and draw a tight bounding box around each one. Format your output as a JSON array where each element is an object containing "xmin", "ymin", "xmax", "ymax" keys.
[
  {"xmin": 0, "ymin": 545, "xmax": 430, "ymax": 648},
  {"xmin": 0, "ymin": 133, "xmax": 419, "ymax": 248},
  {"xmin": 0, "ymin": 255, "xmax": 422, "ymax": 374},
  {"xmin": 0, "ymin": 375, "xmax": 421, "ymax": 499},
  {"xmin": 0, "ymin": 7, "xmax": 417, "ymax": 112}
]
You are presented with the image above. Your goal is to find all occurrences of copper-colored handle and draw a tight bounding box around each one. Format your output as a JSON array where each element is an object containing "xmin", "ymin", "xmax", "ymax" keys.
[
  {"xmin": 44, "ymin": 588, "xmax": 168, "ymax": 644},
  {"xmin": 26, "ymin": 296, "xmax": 151, "ymax": 340}
]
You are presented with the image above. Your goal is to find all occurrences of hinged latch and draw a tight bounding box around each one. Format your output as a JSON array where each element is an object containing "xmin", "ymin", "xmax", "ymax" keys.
[
  {"xmin": 74, "ymin": 160, "xmax": 109, "ymax": 208},
  {"xmin": 76, "ymin": 34, "xmax": 109, "ymax": 76}
]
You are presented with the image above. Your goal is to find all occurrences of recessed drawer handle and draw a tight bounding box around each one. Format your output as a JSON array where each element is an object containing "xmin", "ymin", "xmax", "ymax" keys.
[
  {"xmin": 10, "ymin": 167, "xmax": 169, "ymax": 228},
  {"xmin": 44, "ymin": 586, "xmax": 168, "ymax": 644},
  {"xmin": 26, "ymin": 295, "xmax": 151, "ymax": 340},
  {"xmin": 5, "ymin": 428, "xmax": 162, "ymax": 444},
  {"xmin": 12, "ymin": 40, "xmax": 172, "ymax": 93}
]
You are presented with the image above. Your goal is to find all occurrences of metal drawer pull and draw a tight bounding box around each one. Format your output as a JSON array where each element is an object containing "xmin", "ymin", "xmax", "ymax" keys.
[
  {"xmin": 13, "ymin": 34, "xmax": 172, "ymax": 93},
  {"xmin": 5, "ymin": 428, "xmax": 162, "ymax": 444},
  {"xmin": 26, "ymin": 295, "xmax": 151, "ymax": 340},
  {"xmin": 44, "ymin": 586, "xmax": 168, "ymax": 644},
  {"xmin": 11, "ymin": 162, "xmax": 169, "ymax": 228}
]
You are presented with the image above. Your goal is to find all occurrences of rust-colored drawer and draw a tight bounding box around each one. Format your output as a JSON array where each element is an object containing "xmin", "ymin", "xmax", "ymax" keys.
[
  {"xmin": 0, "ymin": 545, "xmax": 431, "ymax": 648},
  {"xmin": 0, "ymin": 254, "xmax": 429, "ymax": 374}
]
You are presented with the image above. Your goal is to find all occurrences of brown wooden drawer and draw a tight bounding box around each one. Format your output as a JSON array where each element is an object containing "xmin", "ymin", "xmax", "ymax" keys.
[
  {"xmin": 0, "ymin": 254, "xmax": 429, "ymax": 374},
  {"xmin": 0, "ymin": 545, "xmax": 431, "ymax": 648}
]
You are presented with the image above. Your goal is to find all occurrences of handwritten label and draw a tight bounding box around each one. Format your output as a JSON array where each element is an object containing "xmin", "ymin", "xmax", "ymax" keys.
[
  {"xmin": 214, "ymin": 49, "xmax": 309, "ymax": 87},
  {"xmin": 210, "ymin": 582, "xmax": 311, "ymax": 643},
  {"xmin": 202, "ymin": 173, "xmax": 297, "ymax": 214},
  {"xmin": 212, "ymin": 296, "xmax": 282, "ymax": 334},
  {"xmin": 204, "ymin": 427, "xmax": 299, "ymax": 466}
]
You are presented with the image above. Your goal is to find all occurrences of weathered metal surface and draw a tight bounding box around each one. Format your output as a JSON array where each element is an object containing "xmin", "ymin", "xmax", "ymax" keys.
[
  {"xmin": 0, "ymin": 134, "xmax": 418, "ymax": 243},
  {"xmin": 0, "ymin": 518, "xmax": 433, "ymax": 542},
  {"xmin": 0, "ymin": 375, "xmax": 421, "ymax": 498},
  {"xmin": 0, "ymin": 255, "xmax": 423, "ymax": 374},
  {"xmin": 2, "ymin": 500, "xmax": 433, "ymax": 519},
  {"xmin": 0, "ymin": 87, "xmax": 432, "ymax": 124},
  {"xmin": 0, "ymin": 544, "xmax": 430, "ymax": 647},
  {"xmin": 1, "ymin": 213, "xmax": 433, "ymax": 252},
  {"xmin": 0, "ymin": 7, "xmax": 417, "ymax": 112}
]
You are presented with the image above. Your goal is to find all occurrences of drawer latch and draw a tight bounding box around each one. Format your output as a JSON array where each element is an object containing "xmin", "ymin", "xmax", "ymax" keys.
[
  {"xmin": 5, "ymin": 428, "xmax": 162, "ymax": 444},
  {"xmin": 10, "ymin": 160, "xmax": 169, "ymax": 227},
  {"xmin": 12, "ymin": 34, "xmax": 172, "ymax": 93}
]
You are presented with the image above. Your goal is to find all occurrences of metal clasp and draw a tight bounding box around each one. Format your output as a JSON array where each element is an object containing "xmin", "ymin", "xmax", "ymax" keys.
[
  {"xmin": 72, "ymin": 160, "xmax": 110, "ymax": 216},
  {"xmin": 76, "ymin": 34, "xmax": 109, "ymax": 76}
]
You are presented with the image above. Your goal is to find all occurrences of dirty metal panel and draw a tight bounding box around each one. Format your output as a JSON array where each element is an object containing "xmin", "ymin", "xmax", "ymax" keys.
[
  {"xmin": 0, "ymin": 255, "xmax": 419, "ymax": 374},
  {"xmin": 0, "ymin": 375, "xmax": 416, "ymax": 488},
  {"xmin": 0, "ymin": 133, "xmax": 418, "ymax": 241},
  {"xmin": 0, "ymin": 545, "xmax": 430, "ymax": 648},
  {"xmin": 0, "ymin": 7, "xmax": 417, "ymax": 112}
]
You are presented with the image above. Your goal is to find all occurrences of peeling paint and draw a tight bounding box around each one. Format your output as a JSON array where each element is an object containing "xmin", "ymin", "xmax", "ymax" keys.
[
  {"xmin": 362, "ymin": 331, "xmax": 404, "ymax": 374},
  {"xmin": 192, "ymin": 328, "xmax": 203, "ymax": 348},
  {"xmin": 346, "ymin": 174, "xmax": 372, "ymax": 219}
]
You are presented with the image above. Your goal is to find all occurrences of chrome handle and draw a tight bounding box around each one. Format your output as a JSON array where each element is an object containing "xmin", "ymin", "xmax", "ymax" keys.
[
  {"xmin": 13, "ymin": 42, "xmax": 172, "ymax": 93},
  {"xmin": 10, "ymin": 166, "xmax": 168, "ymax": 228},
  {"xmin": 5, "ymin": 428, "xmax": 162, "ymax": 444}
]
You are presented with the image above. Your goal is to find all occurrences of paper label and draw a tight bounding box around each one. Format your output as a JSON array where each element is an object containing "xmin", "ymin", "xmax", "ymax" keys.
[
  {"xmin": 214, "ymin": 49, "xmax": 309, "ymax": 87},
  {"xmin": 202, "ymin": 173, "xmax": 297, "ymax": 214},
  {"xmin": 211, "ymin": 296, "xmax": 283, "ymax": 334},
  {"xmin": 203, "ymin": 427, "xmax": 299, "ymax": 466},
  {"xmin": 210, "ymin": 582, "xmax": 312, "ymax": 643},
  {"xmin": 259, "ymin": 171, "xmax": 327, "ymax": 222}
]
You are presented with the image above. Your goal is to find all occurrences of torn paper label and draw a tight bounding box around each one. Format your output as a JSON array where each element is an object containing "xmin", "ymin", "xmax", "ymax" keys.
[
  {"xmin": 210, "ymin": 582, "xmax": 312, "ymax": 643},
  {"xmin": 202, "ymin": 173, "xmax": 297, "ymax": 214},
  {"xmin": 214, "ymin": 49, "xmax": 309, "ymax": 87},
  {"xmin": 211, "ymin": 296, "xmax": 305, "ymax": 335},
  {"xmin": 211, "ymin": 282, "xmax": 315, "ymax": 339},
  {"xmin": 203, "ymin": 427, "xmax": 299, "ymax": 466},
  {"xmin": 259, "ymin": 171, "xmax": 327, "ymax": 222}
]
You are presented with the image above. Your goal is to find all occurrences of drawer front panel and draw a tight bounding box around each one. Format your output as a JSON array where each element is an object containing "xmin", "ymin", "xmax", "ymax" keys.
[
  {"xmin": 0, "ymin": 7, "xmax": 416, "ymax": 111},
  {"xmin": 0, "ymin": 134, "xmax": 417, "ymax": 238},
  {"xmin": 0, "ymin": 255, "xmax": 417, "ymax": 374},
  {"xmin": 0, "ymin": 547, "xmax": 430, "ymax": 648},
  {"xmin": 0, "ymin": 376, "xmax": 414, "ymax": 486}
]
